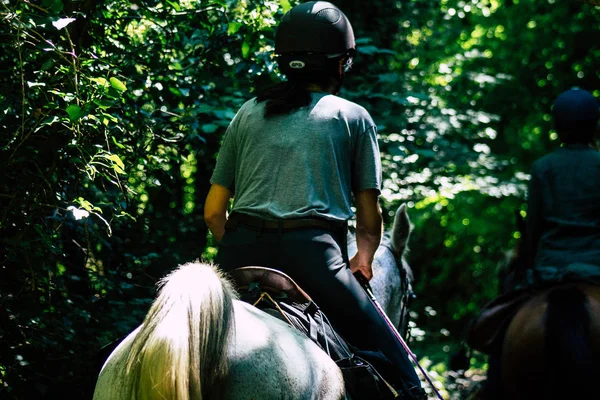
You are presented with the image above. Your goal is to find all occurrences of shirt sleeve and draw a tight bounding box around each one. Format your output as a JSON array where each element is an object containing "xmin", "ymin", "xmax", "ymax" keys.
[
  {"xmin": 352, "ymin": 125, "xmax": 382, "ymax": 193},
  {"xmin": 209, "ymin": 110, "xmax": 242, "ymax": 191}
]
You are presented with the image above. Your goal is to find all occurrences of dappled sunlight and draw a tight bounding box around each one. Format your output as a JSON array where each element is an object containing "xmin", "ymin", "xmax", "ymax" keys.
[{"xmin": 3, "ymin": 0, "xmax": 598, "ymax": 397}]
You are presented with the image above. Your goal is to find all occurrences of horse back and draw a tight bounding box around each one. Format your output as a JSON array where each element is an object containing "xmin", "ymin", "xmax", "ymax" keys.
[
  {"xmin": 502, "ymin": 284, "xmax": 600, "ymax": 400},
  {"xmin": 217, "ymin": 301, "xmax": 345, "ymax": 400}
]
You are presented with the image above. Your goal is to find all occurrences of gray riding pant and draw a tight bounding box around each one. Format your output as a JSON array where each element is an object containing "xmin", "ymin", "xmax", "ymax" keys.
[{"xmin": 215, "ymin": 223, "xmax": 421, "ymax": 390}]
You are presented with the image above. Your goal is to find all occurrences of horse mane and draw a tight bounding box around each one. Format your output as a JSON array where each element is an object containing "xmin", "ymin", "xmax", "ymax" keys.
[
  {"xmin": 120, "ymin": 262, "xmax": 237, "ymax": 400},
  {"xmin": 544, "ymin": 286, "xmax": 594, "ymax": 400}
]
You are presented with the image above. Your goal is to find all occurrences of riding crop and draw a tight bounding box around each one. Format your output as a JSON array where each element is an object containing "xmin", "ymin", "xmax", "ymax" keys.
[{"xmin": 354, "ymin": 273, "xmax": 444, "ymax": 400}]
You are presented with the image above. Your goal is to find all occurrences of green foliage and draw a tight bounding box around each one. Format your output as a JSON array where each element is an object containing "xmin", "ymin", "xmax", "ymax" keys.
[
  {"xmin": 0, "ymin": 0, "xmax": 598, "ymax": 398},
  {"xmin": 0, "ymin": 0, "xmax": 288, "ymax": 397}
]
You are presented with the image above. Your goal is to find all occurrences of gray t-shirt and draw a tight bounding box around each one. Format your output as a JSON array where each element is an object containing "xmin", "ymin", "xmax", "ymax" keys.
[{"xmin": 210, "ymin": 92, "xmax": 382, "ymax": 221}]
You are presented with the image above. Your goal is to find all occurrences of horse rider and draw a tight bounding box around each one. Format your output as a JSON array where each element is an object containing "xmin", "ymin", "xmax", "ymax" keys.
[
  {"xmin": 520, "ymin": 87, "xmax": 600, "ymax": 286},
  {"xmin": 482, "ymin": 87, "xmax": 600, "ymax": 399},
  {"xmin": 203, "ymin": 2, "xmax": 426, "ymax": 398}
]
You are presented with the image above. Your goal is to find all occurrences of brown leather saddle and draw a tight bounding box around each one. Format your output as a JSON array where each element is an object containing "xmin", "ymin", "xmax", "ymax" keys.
[
  {"xmin": 466, "ymin": 288, "xmax": 533, "ymax": 353},
  {"xmin": 228, "ymin": 266, "xmax": 400, "ymax": 399},
  {"xmin": 229, "ymin": 266, "xmax": 312, "ymax": 304}
]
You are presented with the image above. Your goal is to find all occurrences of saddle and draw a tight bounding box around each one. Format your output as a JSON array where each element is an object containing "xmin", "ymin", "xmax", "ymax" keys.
[
  {"xmin": 229, "ymin": 266, "xmax": 312, "ymax": 304},
  {"xmin": 229, "ymin": 266, "xmax": 400, "ymax": 400},
  {"xmin": 466, "ymin": 288, "xmax": 533, "ymax": 354}
]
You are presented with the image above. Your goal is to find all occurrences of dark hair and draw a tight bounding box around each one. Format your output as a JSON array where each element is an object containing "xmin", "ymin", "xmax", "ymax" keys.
[
  {"xmin": 555, "ymin": 120, "xmax": 597, "ymax": 145},
  {"xmin": 256, "ymin": 60, "xmax": 341, "ymax": 118},
  {"xmin": 255, "ymin": 80, "xmax": 313, "ymax": 118}
]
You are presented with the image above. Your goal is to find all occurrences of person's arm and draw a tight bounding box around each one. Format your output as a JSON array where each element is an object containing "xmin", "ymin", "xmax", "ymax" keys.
[
  {"xmin": 522, "ymin": 165, "xmax": 543, "ymax": 271},
  {"xmin": 350, "ymin": 189, "xmax": 383, "ymax": 281},
  {"xmin": 204, "ymin": 184, "xmax": 233, "ymax": 243}
]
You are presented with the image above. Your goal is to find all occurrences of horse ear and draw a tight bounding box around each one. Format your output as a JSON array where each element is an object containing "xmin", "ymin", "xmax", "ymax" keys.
[{"xmin": 391, "ymin": 203, "xmax": 411, "ymax": 255}]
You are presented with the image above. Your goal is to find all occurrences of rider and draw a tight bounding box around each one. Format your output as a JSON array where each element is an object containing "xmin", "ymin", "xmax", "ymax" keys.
[
  {"xmin": 482, "ymin": 87, "xmax": 600, "ymax": 399},
  {"xmin": 204, "ymin": 2, "xmax": 425, "ymax": 398},
  {"xmin": 520, "ymin": 87, "xmax": 600, "ymax": 287}
]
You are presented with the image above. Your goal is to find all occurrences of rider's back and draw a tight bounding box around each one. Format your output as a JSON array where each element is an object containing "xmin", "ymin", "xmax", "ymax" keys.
[
  {"xmin": 530, "ymin": 145, "xmax": 600, "ymax": 270},
  {"xmin": 212, "ymin": 93, "xmax": 378, "ymax": 222},
  {"xmin": 524, "ymin": 88, "xmax": 600, "ymax": 286}
]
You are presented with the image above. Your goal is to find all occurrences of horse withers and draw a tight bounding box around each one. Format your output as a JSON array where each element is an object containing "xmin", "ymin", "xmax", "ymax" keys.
[{"xmin": 93, "ymin": 204, "xmax": 416, "ymax": 399}]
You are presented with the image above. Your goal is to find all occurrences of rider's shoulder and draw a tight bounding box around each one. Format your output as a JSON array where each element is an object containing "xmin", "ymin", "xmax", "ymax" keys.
[
  {"xmin": 318, "ymin": 94, "xmax": 375, "ymax": 125},
  {"xmin": 531, "ymin": 145, "xmax": 600, "ymax": 179},
  {"xmin": 536, "ymin": 145, "xmax": 597, "ymax": 163}
]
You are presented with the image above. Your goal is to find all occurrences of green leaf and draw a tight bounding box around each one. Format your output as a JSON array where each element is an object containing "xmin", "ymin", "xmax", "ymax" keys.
[
  {"xmin": 202, "ymin": 124, "xmax": 219, "ymax": 134},
  {"xmin": 280, "ymin": 0, "xmax": 292, "ymax": 13},
  {"xmin": 241, "ymin": 36, "xmax": 251, "ymax": 59},
  {"xmin": 56, "ymin": 263, "xmax": 66, "ymax": 276},
  {"xmin": 91, "ymin": 77, "xmax": 110, "ymax": 88},
  {"xmin": 35, "ymin": 116, "xmax": 60, "ymax": 132},
  {"xmin": 49, "ymin": 90, "xmax": 76, "ymax": 102},
  {"xmin": 108, "ymin": 154, "xmax": 125, "ymax": 170},
  {"xmin": 101, "ymin": 113, "xmax": 118, "ymax": 123},
  {"xmin": 119, "ymin": 211, "xmax": 137, "ymax": 222},
  {"xmin": 65, "ymin": 105, "xmax": 83, "ymax": 122},
  {"xmin": 52, "ymin": 18, "xmax": 76, "ymax": 30},
  {"xmin": 358, "ymin": 45, "xmax": 395, "ymax": 56},
  {"xmin": 228, "ymin": 22, "xmax": 243, "ymax": 35},
  {"xmin": 355, "ymin": 37, "xmax": 373, "ymax": 45},
  {"xmin": 109, "ymin": 77, "xmax": 127, "ymax": 92},
  {"xmin": 112, "ymin": 137, "xmax": 126, "ymax": 149},
  {"xmin": 169, "ymin": 87, "xmax": 182, "ymax": 97},
  {"xmin": 94, "ymin": 99, "xmax": 114, "ymax": 110},
  {"xmin": 166, "ymin": 0, "xmax": 181, "ymax": 11},
  {"xmin": 212, "ymin": 109, "xmax": 236, "ymax": 120},
  {"xmin": 76, "ymin": 197, "xmax": 94, "ymax": 212}
]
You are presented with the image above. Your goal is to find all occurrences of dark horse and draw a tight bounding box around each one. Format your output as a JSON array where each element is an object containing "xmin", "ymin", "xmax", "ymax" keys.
[
  {"xmin": 501, "ymin": 284, "xmax": 600, "ymax": 400},
  {"xmin": 493, "ymin": 212, "xmax": 600, "ymax": 399},
  {"xmin": 467, "ymin": 211, "xmax": 600, "ymax": 400}
]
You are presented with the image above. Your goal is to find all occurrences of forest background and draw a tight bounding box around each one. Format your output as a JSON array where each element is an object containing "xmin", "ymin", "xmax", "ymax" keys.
[{"xmin": 1, "ymin": 0, "xmax": 598, "ymax": 398}]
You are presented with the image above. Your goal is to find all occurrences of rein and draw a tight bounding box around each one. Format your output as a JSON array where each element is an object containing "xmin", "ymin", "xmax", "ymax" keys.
[
  {"xmin": 355, "ymin": 273, "xmax": 444, "ymax": 400},
  {"xmin": 380, "ymin": 241, "xmax": 415, "ymax": 339}
]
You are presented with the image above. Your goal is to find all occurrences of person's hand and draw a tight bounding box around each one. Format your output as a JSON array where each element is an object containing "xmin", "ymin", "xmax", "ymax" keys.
[{"xmin": 349, "ymin": 253, "xmax": 374, "ymax": 281}]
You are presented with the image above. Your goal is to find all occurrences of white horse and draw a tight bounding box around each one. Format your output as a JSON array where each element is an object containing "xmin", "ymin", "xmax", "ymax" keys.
[{"xmin": 93, "ymin": 205, "xmax": 414, "ymax": 400}]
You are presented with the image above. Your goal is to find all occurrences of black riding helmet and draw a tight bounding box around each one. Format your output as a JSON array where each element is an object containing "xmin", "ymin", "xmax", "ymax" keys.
[
  {"xmin": 275, "ymin": 1, "xmax": 356, "ymax": 77},
  {"xmin": 552, "ymin": 88, "xmax": 599, "ymax": 144}
]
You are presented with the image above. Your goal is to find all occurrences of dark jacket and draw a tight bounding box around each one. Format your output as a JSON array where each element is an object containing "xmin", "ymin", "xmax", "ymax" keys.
[{"xmin": 523, "ymin": 144, "xmax": 600, "ymax": 284}]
